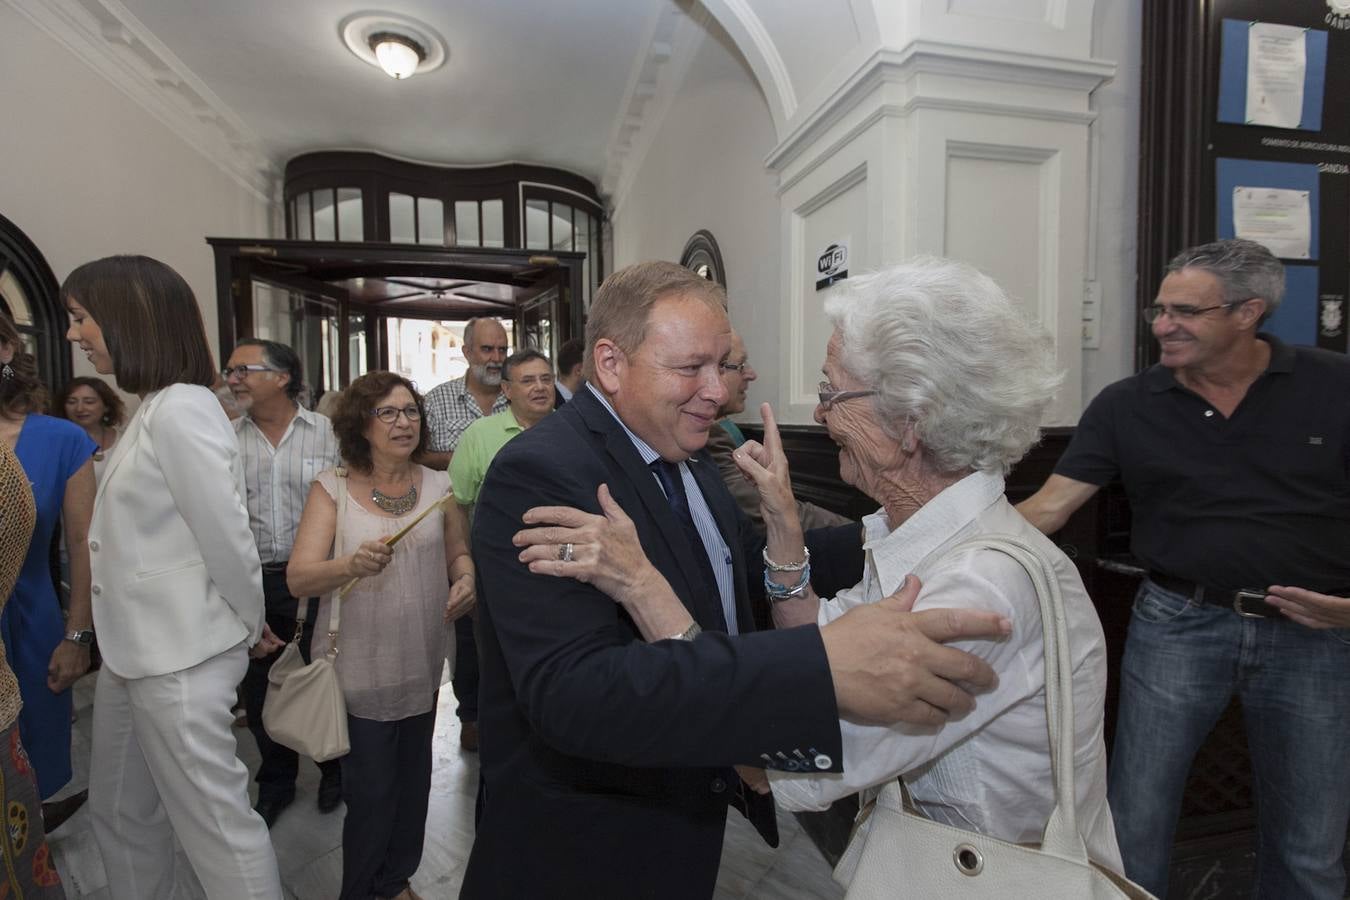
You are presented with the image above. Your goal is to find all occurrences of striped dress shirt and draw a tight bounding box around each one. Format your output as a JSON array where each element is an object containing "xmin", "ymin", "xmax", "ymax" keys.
[{"xmin": 233, "ymin": 405, "xmax": 339, "ymax": 564}]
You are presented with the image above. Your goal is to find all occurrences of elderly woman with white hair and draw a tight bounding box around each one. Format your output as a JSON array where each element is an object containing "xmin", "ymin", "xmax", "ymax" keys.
[
  {"xmin": 750, "ymin": 258, "xmax": 1122, "ymax": 865},
  {"xmin": 516, "ymin": 256, "xmax": 1124, "ymax": 875}
]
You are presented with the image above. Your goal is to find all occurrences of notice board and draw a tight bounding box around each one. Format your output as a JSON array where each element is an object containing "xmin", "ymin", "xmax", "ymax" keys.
[{"xmin": 1138, "ymin": 0, "xmax": 1350, "ymax": 365}]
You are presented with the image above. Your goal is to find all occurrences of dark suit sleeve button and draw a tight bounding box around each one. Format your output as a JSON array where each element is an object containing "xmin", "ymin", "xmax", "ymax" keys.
[{"xmin": 710, "ymin": 777, "xmax": 727, "ymax": 794}]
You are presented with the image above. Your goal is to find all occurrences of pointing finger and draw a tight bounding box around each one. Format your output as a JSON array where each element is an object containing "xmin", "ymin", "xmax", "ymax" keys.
[{"xmin": 759, "ymin": 402, "xmax": 782, "ymax": 458}]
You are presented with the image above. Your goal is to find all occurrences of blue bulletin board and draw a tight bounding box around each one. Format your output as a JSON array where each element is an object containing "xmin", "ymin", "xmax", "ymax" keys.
[
  {"xmin": 1217, "ymin": 19, "xmax": 1327, "ymax": 131},
  {"xmin": 1215, "ymin": 157, "xmax": 1320, "ymax": 259}
]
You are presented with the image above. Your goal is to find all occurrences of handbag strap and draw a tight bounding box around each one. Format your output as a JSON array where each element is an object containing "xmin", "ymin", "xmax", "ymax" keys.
[
  {"xmin": 294, "ymin": 467, "xmax": 348, "ymax": 658},
  {"xmin": 946, "ymin": 534, "xmax": 1088, "ymax": 863}
]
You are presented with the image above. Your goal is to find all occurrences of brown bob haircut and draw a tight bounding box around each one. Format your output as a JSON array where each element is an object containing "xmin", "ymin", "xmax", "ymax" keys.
[
  {"xmin": 331, "ymin": 371, "xmax": 429, "ymax": 473},
  {"xmin": 582, "ymin": 261, "xmax": 726, "ymax": 381},
  {"xmin": 54, "ymin": 376, "xmax": 126, "ymax": 428},
  {"xmin": 61, "ymin": 255, "xmax": 216, "ymax": 394},
  {"xmin": 0, "ymin": 310, "xmax": 47, "ymax": 416}
]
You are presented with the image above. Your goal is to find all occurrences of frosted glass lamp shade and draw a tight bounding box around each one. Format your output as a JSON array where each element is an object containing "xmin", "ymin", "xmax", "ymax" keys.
[{"xmin": 371, "ymin": 33, "xmax": 424, "ymax": 79}]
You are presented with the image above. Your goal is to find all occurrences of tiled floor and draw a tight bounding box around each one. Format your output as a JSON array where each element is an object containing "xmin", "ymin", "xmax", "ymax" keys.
[{"xmin": 47, "ymin": 672, "xmax": 843, "ymax": 899}]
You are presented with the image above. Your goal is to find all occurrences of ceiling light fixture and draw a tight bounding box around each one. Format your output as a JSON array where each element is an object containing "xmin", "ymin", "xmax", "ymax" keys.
[
  {"xmin": 369, "ymin": 32, "xmax": 424, "ymax": 79},
  {"xmin": 340, "ymin": 12, "xmax": 447, "ymax": 82}
]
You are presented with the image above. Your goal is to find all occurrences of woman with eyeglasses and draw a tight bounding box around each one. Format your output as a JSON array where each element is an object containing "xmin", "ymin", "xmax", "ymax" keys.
[
  {"xmin": 288, "ymin": 370, "xmax": 475, "ymax": 900},
  {"xmin": 62, "ymin": 255, "xmax": 283, "ymax": 899}
]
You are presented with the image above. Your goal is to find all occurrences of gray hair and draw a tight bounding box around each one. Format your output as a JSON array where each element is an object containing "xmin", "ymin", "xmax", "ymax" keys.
[
  {"xmin": 823, "ymin": 258, "xmax": 1062, "ymax": 476},
  {"xmin": 1166, "ymin": 239, "xmax": 1284, "ymax": 322}
]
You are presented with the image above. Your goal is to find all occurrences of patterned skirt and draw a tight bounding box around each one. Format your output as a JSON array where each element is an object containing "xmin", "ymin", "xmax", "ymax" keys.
[{"xmin": 0, "ymin": 720, "xmax": 63, "ymax": 898}]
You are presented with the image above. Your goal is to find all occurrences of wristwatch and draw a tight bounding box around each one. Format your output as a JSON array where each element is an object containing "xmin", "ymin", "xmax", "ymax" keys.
[{"xmin": 64, "ymin": 629, "xmax": 95, "ymax": 646}]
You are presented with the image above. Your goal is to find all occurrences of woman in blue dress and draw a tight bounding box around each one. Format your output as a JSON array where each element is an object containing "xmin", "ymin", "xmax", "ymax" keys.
[{"xmin": 0, "ymin": 312, "xmax": 96, "ymax": 806}]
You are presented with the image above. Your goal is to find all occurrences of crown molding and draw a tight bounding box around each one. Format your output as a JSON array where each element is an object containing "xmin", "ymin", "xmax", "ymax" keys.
[
  {"xmin": 766, "ymin": 41, "xmax": 1116, "ymax": 173},
  {"xmin": 601, "ymin": 2, "xmax": 706, "ymax": 219},
  {"xmin": 7, "ymin": 0, "xmax": 276, "ymax": 202}
]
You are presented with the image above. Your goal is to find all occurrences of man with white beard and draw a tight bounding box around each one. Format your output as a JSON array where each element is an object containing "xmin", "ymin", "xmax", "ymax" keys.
[{"xmin": 422, "ymin": 317, "xmax": 510, "ymax": 471}]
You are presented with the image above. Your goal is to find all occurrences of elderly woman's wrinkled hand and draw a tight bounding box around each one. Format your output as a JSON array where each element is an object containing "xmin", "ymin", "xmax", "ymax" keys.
[
  {"xmin": 515, "ymin": 484, "xmax": 658, "ymax": 604},
  {"xmin": 732, "ymin": 402, "xmax": 795, "ymax": 519}
]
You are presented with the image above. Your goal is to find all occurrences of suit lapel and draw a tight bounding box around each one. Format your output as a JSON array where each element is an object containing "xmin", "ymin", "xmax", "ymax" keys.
[{"xmin": 570, "ymin": 391, "xmax": 728, "ymax": 631}]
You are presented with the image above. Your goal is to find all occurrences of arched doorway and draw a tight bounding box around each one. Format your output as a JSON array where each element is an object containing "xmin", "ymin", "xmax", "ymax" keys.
[{"xmin": 0, "ymin": 213, "xmax": 68, "ymax": 393}]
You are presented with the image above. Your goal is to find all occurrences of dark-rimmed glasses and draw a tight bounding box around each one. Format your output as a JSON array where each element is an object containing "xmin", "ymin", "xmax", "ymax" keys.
[
  {"xmin": 222, "ymin": 364, "xmax": 279, "ymax": 380},
  {"xmin": 818, "ymin": 381, "xmax": 878, "ymax": 410},
  {"xmin": 1141, "ymin": 299, "xmax": 1247, "ymax": 323},
  {"xmin": 368, "ymin": 405, "xmax": 422, "ymax": 424},
  {"xmin": 720, "ymin": 360, "xmax": 751, "ymax": 375}
]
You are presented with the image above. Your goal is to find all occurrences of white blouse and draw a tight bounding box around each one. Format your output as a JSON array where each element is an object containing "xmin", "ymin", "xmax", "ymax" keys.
[{"xmin": 768, "ymin": 470, "xmax": 1123, "ymax": 874}]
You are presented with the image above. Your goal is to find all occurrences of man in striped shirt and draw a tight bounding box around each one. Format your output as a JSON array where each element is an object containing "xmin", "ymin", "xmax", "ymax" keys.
[{"xmin": 226, "ymin": 338, "xmax": 342, "ymax": 828}]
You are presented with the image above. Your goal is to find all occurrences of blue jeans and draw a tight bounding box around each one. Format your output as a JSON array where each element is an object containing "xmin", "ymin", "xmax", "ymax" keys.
[{"xmin": 1108, "ymin": 580, "xmax": 1350, "ymax": 899}]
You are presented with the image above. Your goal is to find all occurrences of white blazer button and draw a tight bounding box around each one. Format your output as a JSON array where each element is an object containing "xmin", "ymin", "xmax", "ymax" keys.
[
  {"xmin": 91, "ymin": 585, "xmax": 102, "ymax": 596},
  {"xmin": 89, "ymin": 540, "xmax": 100, "ymax": 551},
  {"xmin": 814, "ymin": 754, "xmax": 832, "ymax": 770}
]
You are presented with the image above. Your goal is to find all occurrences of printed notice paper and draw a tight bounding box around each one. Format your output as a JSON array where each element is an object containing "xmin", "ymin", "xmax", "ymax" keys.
[
  {"xmin": 1232, "ymin": 186, "xmax": 1311, "ymax": 259},
  {"xmin": 1245, "ymin": 23, "xmax": 1306, "ymax": 128}
]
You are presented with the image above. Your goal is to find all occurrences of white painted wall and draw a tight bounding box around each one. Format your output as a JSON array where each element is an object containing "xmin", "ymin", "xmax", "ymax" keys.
[
  {"xmin": 0, "ymin": 2, "xmax": 272, "ymax": 384},
  {"xmin": 1083, "ymin": 0, "xmax": 1143, "ymax": 402},
  {"xmin": 610, "ymin": 22, "xmax": 783, "ymax": 423}
]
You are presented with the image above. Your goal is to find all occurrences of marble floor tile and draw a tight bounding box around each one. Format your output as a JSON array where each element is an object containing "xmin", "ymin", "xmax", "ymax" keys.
[{"xmin": 49, "ymin": 672, "xmax": 842, "ymax": 899}]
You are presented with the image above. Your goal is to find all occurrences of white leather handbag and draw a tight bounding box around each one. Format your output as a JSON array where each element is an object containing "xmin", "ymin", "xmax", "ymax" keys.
[
  {"xmin": 833, "ymin": 534, "xmax": 1155, "ymax": 900},
  {"xmin": 262, "ymin": 468, "xmax": 350, "ymax": 762}
]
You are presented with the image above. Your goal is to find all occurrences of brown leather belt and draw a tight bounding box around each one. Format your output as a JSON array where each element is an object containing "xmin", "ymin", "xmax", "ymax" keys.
[{"xmin": 1148, "ymin": 571, "xmax": 1350, "ymax": 619}]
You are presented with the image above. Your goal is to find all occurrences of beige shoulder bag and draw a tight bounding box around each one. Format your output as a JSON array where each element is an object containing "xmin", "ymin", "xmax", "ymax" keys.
[
  {"xmin": 833, "ymin": 533, "xmax": 1154, "ymax": 899},
  {"xmin": 262, "ymin": 467, "xmax": 351, "ymax": 762}
]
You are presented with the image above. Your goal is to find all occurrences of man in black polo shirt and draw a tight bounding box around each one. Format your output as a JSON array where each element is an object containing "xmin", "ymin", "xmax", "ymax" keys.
[{"xmin": 1018, "ymin": 239, "xmax": 1350, "ymax": 900}]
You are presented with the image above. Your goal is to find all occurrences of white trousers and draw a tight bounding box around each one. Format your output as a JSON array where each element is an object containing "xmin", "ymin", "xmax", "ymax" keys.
[{"xmin": 89, "ymin": 642, "xmax": 282, "ymax": 900}]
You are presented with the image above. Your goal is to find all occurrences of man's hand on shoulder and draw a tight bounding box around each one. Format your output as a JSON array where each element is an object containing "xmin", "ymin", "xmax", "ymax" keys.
[{"xmin": 819, "ymin": 574, "xmax": 1010, "ymax": 726}]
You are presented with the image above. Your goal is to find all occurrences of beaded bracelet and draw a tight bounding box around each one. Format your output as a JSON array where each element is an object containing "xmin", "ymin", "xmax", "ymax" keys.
[
  {"xmin": 764, "ymin": 565, "xmax": 812, "ymax": 602},
  {"xmin": 762, "ymin": 546, "xmax": 810, "ymax": 573}
]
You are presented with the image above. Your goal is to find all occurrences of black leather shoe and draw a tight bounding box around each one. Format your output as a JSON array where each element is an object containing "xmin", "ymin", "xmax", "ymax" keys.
[
  {"xmin": 317, "ymin": 769, "xmax": 342, "ymax": 814},
  {"xmin": 254, "ymin": 794, "xmax": 293, "ymax": 829},
  {"xmin": 41, "ymin": 789, "xmax": 88, "ymax": 834}
]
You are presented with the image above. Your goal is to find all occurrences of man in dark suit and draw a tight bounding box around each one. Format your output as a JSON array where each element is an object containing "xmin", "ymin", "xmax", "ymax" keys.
[{"xmin": 460, "ymin": 261, "xmax": 1010, "ymax": 899}]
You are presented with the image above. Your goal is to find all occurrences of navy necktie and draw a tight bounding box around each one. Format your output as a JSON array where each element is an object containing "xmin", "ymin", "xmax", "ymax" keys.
[{"xmin": 649, "ymin": 459, "xmax": 727, "ymax": 632}]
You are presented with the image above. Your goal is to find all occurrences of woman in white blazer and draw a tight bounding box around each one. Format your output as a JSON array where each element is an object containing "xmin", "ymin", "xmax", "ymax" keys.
[{"xmin": 63, "ymin": 256, "xmax": 283, "ymax": 900}]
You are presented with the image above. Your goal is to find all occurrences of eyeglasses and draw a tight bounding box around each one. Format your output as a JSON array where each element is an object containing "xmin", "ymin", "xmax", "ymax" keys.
[
  {"xmin": 222, "ymin": 364, "xmax": 280, "ymax": 380},
  {"xmin": 368, "ymin": 405, "xmax": 422, "ymax": 424},
  {"xmin": 720, "ymin": 360, "xmax": 750, "ymax": 375},
  {"xmin": 1141, "ymin": 300, "xmax": 1246, "ymax": 323},
  {"xmin": 817, "ymin": 381, "xmax": 878, "ymax": 410}
]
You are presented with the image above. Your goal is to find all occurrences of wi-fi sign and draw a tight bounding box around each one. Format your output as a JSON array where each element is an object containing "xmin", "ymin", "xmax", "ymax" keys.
[{"xmin": 815, "ymin": 242, "xmax": 849, "ymax": 291}]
